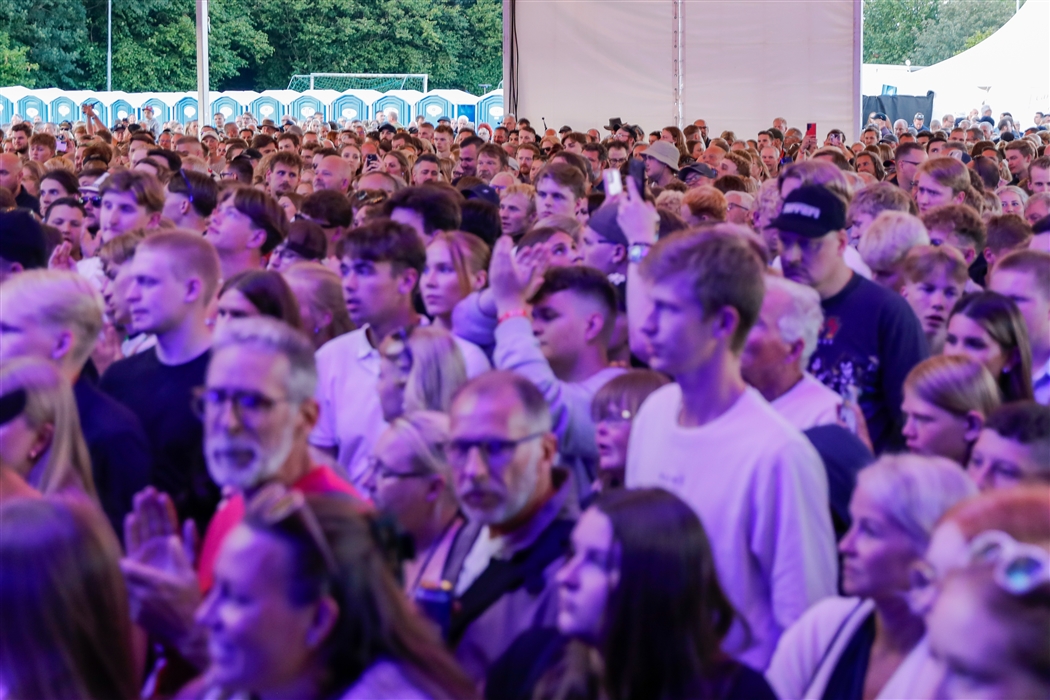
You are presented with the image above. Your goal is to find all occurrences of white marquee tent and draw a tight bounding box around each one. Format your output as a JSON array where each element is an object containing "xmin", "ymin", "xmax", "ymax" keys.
[{"xmin": 887, "ymin": 0, "xmax": 1049, "ymax": 122}]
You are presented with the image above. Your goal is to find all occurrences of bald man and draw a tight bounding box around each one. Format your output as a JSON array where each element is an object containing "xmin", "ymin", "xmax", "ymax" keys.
[
  {"xmin": 0, "ymin": 152, "xmax": 39, "ymax": 213},
  {"xmin": 313, "ymin": 155, "xmax": 352, "ymax": 194}
]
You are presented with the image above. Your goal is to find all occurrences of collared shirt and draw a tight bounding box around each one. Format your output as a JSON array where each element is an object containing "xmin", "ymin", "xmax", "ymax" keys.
[
  {"xmin": 310, "ymin": 325, "xmax": 491, "ymax": 486},
  {"xmin": 310, "ymin": 328, "xmax": 385, "ymax": 486}
]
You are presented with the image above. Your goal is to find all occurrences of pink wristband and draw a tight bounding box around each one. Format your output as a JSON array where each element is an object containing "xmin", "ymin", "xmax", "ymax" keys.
[{"xmin": 498, "ymin": 309, "xmax": 530, "ymax": 324}]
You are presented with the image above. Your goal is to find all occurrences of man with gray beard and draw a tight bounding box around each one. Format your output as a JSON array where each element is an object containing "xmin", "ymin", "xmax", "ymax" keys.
[
  {"xmin": 119, "ymin": 317, "xmax": 366, "ymax": 670},
  {"xmin": 440, "ymin": 371, "xmax": 578, "ymax": 684}
]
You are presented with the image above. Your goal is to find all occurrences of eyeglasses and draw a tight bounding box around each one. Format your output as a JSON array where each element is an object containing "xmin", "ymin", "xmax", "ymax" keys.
[
  {"xmin": 365, "ymin": 455, "xmax": 431, "ymax": 482},
  {"xmin": 446, "ymin": 432, "xmax": 545, "ymax": 469},
  {"xmin": 80, "ymin": 194, "xmax": 101, "ymax": 207},
  {"xmin": 248, "ymin": 484, "xmax": 338, "ymax": 575},
  {"xmin": 178, "ymin": 169, "xmax": 194, "ymax": 205},
  {"xmin": 969, "ymin": 529, "xmax": 1050, "ymax": 595},
  {"xmin": 192, "ymin": 386, "xmax": 291, "ymax": 423}
]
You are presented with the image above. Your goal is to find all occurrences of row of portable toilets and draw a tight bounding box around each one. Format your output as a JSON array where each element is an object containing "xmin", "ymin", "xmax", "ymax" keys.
[{"xmin": 0, "ymin": 87, "xmax": 505, "ymax": 129}]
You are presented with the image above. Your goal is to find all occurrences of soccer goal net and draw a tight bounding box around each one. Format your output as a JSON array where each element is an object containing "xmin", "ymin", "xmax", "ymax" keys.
[{"xmin": 287, "ymin": 73, "xmax": 429, "ymax": 93}]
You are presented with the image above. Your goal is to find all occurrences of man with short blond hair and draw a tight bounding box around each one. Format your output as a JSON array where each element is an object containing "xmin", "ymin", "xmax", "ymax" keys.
[{"xmin": 101, "ymin": 231, "xmax": 223, "ymax": 530}]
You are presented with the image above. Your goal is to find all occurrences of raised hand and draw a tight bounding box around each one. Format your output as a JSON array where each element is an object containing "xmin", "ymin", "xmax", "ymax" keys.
[{"xmin": 616, "ymin": 173, "xmax": 659, "ymax": 247}]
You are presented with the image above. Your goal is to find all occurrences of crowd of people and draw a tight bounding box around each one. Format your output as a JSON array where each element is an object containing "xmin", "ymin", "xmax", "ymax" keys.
[{"xmin": 0, "ymin": 100, "xmax": 1049, "ymax": 700}]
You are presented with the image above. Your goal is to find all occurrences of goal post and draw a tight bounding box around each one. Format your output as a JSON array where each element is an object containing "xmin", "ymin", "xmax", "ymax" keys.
[{"xmin": 287, "ymin": 73, "xmax": 429, "ymax": 93}]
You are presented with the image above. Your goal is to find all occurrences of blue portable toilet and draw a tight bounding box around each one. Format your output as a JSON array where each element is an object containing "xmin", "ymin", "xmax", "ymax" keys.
[
  {"xmin": 250, "ymin": 95, "xmax": 283, "ymax": 124},
  {"xmin": 210, "ymin": 95, "xmax": 243, "ymax": 127},
  {"xmin": 476, "ymin": 91, "xmax": 504, "ymax": 128},
  {"xmin": 173, "ymin": 96, "xmax": 199, "ymax": 125},
  {"xmin": 373, "ymin": 91, "xmax": 423, "ymax": 124},
  {"xmin": 110, "ymin": 98, "xmax": 135, "ymax": 125},
  {"xmin": 416, "ymin": 93, "xmax": 454, "ymax": 124},
  {"xmin": 140, "ymin": 97, "xmax": 170, "ymax": 124},
  {"xmin": 49, "ymin": 95, "xmax": 78, "ymax": 124},
  {"xmin": 291, "ymin": 94, "xmax": 325, "ymax": 122},
  {"xmin": 16, "ymin": 94, "xmax": 48, "ymax": 122},
  {"xmin": 331, "ymin": 93, "xmax": 367, "ymax": 122},
  {"xmin": 0, "ymin": 94, "xmax": 13, "ymax": 125}
]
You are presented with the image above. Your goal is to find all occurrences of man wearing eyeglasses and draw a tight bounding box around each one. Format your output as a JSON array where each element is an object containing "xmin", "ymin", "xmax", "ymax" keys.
[
  {"xmin": 441, "ymin": 371, "xmax": 576, "ymax": 684},
  {"xmin": 118, "ymin": 317, "xmax": 366, "ymax": 670}
]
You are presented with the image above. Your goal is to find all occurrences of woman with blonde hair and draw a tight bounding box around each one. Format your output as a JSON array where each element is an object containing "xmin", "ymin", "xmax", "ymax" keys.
[
  {"xmin": 769, "ymin": 453, "xmax": 976, "ymax": 700},
  {"xmin": 0, "ymin": 495, "xmax": 140, "ymax": 699},
  {"xmin": 995, "ymin": 185, "xmax": 1028, "ymax": 216},
  {"xmin": 363, "ymin": 411, "xmax": 466, "ymax": 597},
  {"xmin": 421, "ymin": 230, "xmax": 490, "ymax": 330},
  {"xmin": 375, "ymin": 326, "xmax": 468, "ymax": 422},
  {"xmin": 901, "ymin": 355, "xmax": 1001, "ymax": 465},
  {"xmin": 0, "ymin": 357, "xmax": 96, "ymax": 501},
  {"xmin": 281, "ymin": 261, "xmax": 355, "ymax": 349},
  {"xmin": 858, "ymin": 211, "xmax": 930, "ymax": 290}
]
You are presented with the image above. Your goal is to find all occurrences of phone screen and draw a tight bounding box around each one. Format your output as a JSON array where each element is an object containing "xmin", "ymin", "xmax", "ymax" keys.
[
  {"xmin": 603, "ymin": 168, "xmax": 623, "ymax": 196},
  {"xmin": 805, "ymin": 123, "xmax": 817, "ymax": 139},
  {"xmin": 628, "ymin": 158, "xmax": 645, "ymax": 190}
]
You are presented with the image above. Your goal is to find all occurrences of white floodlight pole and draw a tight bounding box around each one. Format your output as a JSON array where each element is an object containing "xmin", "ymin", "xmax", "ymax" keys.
[{"xmin": 196, "ymin": 0, "xmax": 211, "ymax": 128}]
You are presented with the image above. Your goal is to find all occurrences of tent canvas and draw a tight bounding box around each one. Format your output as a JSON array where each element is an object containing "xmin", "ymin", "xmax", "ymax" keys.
[{"xmin": 891, "ymin": 0, "xmax": 1049, "ymax": 122}]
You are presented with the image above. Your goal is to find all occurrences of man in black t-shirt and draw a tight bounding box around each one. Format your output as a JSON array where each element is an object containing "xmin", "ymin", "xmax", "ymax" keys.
[
  {"xmin": 773, "ymin": 185, "xmax": 929, "ymax": 453},
  {"xmin": 101, "ymin": 231, "xmax": 222, "ymax": 531}
]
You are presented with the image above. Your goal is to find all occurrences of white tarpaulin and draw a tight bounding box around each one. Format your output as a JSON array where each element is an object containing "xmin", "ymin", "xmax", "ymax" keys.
[
  {"xmin": 505, "ymin": 0, "xmax": 861, "ymax": 139},
  {"xmin": 889, "ymin": 0, "xmax": 1049, "ymax": 123}
]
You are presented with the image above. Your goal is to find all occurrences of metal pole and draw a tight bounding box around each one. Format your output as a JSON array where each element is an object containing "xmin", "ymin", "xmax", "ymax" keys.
[
  {"xmin": 671, "ymin": 0, "xmax": 684, "ymax": 127},
  {"xmin": 195, "ymin": 0, "xmax": 210, "ymax": 129},
  {"xmin": 106, "ymin": 0, "xmax": 112, "ymax": 91}
]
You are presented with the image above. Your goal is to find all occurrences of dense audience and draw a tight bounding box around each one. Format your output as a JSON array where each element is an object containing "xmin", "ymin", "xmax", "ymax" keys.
[{"xmin": 1, "ymin": 102, "xmax": 1049, "ymax": 699}]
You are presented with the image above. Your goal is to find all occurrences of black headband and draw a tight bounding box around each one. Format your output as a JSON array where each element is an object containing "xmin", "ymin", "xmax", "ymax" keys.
[{"xmin": 0, "ymin": 389, "xmax": 28, "ymax": 426}]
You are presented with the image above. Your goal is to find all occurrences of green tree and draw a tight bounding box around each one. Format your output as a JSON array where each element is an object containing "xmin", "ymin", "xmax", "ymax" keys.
[
  {"xmin": 0, "ymin": 30, "xmax": 37, "ymax": 86},
  {"xmin": 863, "ymin": 0, "xmax": 939, "ymax": 64},
  {"xmin": 3, "ymin": 0, "xmax": 502, "ymax": 93},
  {"xmin": 0, "ymin": 0, "xmax": 88, "ymax": 87},
  {"xmin": 912, "ymin": 0, "xmax": 1024, "ymax": 65}
]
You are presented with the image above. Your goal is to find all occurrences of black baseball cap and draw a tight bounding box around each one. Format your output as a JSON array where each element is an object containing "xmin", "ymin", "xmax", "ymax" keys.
[
  {"xmin": 377, "ymin": 123, "xmax": 397, "ymax": 134},
  {"xmin": 0, "ymin": 209, "xmax": 47, "ymax": 270},
  {"xmin": 678, "ymin": 162, "xmax": 717, "ymax": 183},
  {"xmin": 770, "ymin": 185, "xmax": 846, "ymax": 238}
]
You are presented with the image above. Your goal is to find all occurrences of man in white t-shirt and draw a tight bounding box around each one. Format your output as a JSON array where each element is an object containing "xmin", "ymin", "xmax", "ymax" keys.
[
  {"xmin": 310, "ymin": 219, "xmax": 489, "ymax": 485},
  {"xmin": 619, "ymin": 196, "xmax": 837, "ymax": 670},
  {"xmin": 742, "ymin": 275, "xmax": 842, "ymax": 430}
]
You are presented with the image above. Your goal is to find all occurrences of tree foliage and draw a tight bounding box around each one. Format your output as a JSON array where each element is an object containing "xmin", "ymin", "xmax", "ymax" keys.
[
  {"xmin": 0, "ymin": 0, "xmax": 502, "ymax": 93},
  {"xmin": 0, "ymin": 30, "xmax": 37, "ymax": 86},
  {"xmin": 863, "ymin": 0, "xmax": 1026, "ymax": 66}
]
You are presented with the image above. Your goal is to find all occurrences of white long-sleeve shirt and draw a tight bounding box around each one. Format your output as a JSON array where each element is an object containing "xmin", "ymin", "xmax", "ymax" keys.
[{"xmin": 626, "ymin": 385, "xmax": 838, "ymax": 670}]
